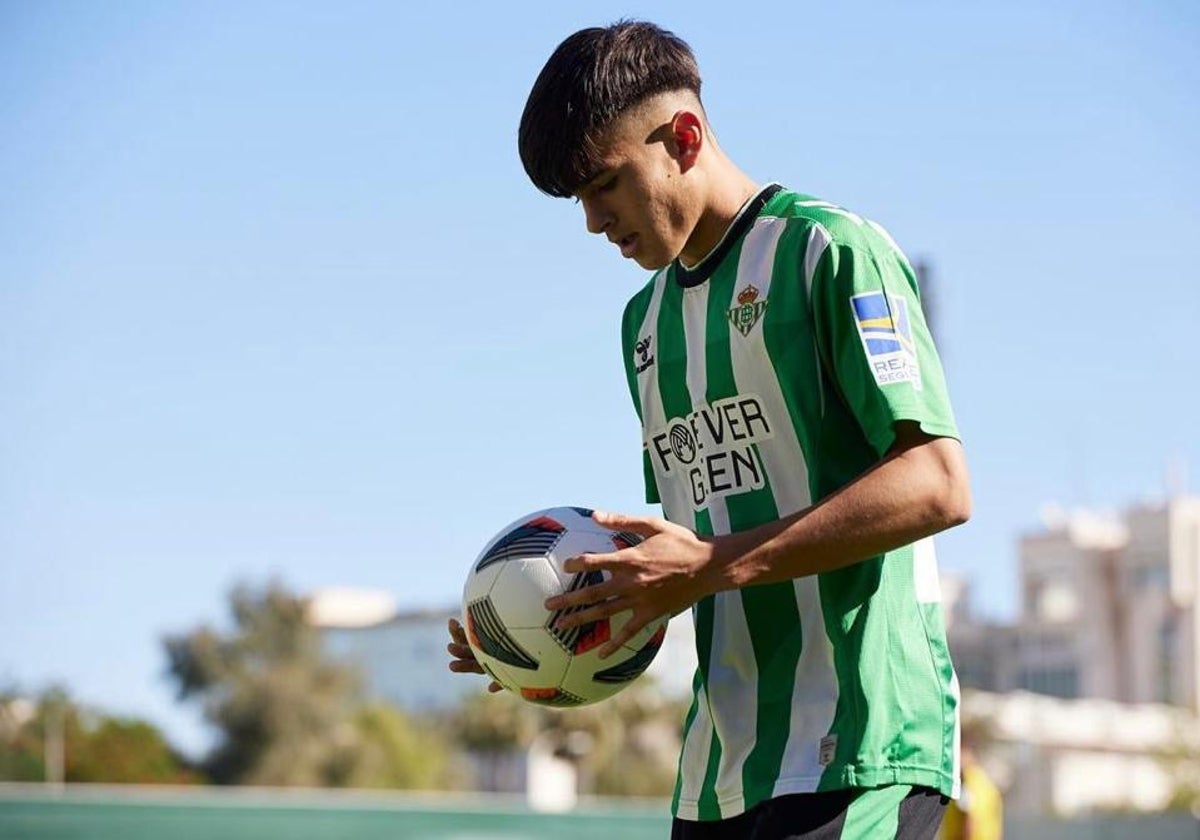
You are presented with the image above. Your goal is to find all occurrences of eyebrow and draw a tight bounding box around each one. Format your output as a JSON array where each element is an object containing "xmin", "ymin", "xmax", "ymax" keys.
[{"xmin": 576, "ymin": 166, "xmax": 617, "ymax": 197}]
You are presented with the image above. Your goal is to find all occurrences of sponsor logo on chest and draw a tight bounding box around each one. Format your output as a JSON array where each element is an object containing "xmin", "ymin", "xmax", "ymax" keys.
[{"xmin": 646, "ymin": 394, "xmax": 774, "ymax": 511}]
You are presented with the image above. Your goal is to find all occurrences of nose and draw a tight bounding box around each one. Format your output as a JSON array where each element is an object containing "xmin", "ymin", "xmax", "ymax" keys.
[{"xmin": 581, "ymin": 196, "xmax": 612, "ymax": 236}]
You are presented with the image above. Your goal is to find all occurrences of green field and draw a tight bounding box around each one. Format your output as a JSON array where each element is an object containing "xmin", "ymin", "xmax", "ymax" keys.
[
  {"xmin": 0, "ymin": 786, "xmax": 672, "ymax": 840},
  {"xmin": 7, "ymin": 785, "xmax": 1196, "ymax": 839}
]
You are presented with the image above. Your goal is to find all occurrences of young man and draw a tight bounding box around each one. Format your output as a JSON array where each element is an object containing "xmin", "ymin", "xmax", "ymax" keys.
[{"xmin": 448, "ymin": 21, "xmax": 971, "ymax": 839}]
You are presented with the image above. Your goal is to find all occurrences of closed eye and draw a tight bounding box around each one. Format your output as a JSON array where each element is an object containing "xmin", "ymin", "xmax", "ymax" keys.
[{"xmin": 576, "ymin": 170, "xmax": 619, "ymax": 203}]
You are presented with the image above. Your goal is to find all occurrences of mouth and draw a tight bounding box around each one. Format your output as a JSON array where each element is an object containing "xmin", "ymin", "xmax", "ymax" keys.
[{"xmin": 617, "ymin": 233, "xmax": 639, "ymax": 258}]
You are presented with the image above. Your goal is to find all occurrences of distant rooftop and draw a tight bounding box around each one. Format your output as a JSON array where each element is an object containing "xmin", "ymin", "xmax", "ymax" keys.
[
  {"xmin": 306, "ymin": 587, "xmax": 398, "ymax": 629},
  {"xmin": 1032, "ymin": 504, "xmax": 1128, "ymax": 549}
]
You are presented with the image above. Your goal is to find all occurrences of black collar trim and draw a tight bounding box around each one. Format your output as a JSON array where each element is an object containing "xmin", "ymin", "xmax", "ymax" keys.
[{"xmin": 674, "ymin": 183, "xmax": 784, "ymax": 288}]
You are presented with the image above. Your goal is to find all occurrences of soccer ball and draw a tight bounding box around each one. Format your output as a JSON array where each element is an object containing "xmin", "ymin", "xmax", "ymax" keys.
[{"xmin": 461, "ymin": 506, "xmax": 669, "ymax": 707}]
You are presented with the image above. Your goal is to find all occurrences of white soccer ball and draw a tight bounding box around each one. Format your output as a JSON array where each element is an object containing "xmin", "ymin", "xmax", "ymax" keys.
[{"xmin": 461, "ymin": 506, "xmax": 669, "ymax": 707}]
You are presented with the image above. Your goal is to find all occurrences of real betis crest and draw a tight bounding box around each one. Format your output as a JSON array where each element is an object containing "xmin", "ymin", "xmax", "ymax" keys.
[{"xmin": 728, "ymin": 284, "xmax": 768, "ymax": 336}]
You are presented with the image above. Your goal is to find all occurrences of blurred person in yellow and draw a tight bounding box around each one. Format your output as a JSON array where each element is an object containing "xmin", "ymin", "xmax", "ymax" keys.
[{"xmin": 940, "ymin": 740, "xmax": 1002, "ymax": 840}]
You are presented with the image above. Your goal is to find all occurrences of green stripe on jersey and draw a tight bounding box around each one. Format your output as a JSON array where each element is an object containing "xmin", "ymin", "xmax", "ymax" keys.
[
  {"xmin": 697, "ymin": 728, "xmax": 724, "ymax": 821},
  {"xmin": 841, "ymin": 784, "xmax": 911, "ymax": 839},
  {"xmin": 671, "ymin": 672, "xmax": 703, "ymax": 813},
  {"xmin": 738, "ymin": 583, "xmax": 801, "ymax": 806}
]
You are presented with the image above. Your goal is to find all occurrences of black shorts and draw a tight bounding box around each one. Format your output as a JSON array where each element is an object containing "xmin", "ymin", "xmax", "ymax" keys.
[{"xmin": 670, "ymin": 785, "xmax": 948, "ymax": 840}]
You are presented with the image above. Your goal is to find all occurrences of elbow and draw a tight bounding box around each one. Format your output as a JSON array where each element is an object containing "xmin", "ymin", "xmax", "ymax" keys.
[
  {"xmin": 934, "ymin": 447, "xmax": 972, "ymax": 530},
  {"xmin": 889, "ymin": 426, "xmax": 973, "ymax": 533},
  {"xmin": 920, "ymin": 436, "xmax": 972, "ymax": 531},
  {"xmin": 938, "ymin": 478, "xmax": 972, "ymax": 529}
]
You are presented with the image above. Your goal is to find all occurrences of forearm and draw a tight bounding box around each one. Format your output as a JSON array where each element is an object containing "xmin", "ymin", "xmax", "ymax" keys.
[{"xmin": 703, "ymin": 430, "xmax": 971, "ymax": 592}]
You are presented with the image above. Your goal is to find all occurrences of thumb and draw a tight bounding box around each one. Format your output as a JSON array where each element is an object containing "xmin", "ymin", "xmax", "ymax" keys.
[{"xmin": 592, "ymin": 509, "xmax": 661, "ymax": 537}]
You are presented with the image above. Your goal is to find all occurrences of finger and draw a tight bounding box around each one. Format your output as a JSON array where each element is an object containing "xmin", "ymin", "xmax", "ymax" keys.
[
  {"xmin": 448, "ymin": 618, "xmax": 467, "ymax": 644},
  {"xmin": 592, "ymin": 509, "xmax": 664, "ymax": 537},
  {"xmin": 449, "ymin": 659, "xmax": 485, "ymax": 675},
  {"xmin": 488, "ymin": 681, "xmax": 503, "ymax": 693},
  {"xmin": 597, "ymin": 612, "xmax": 647, "ymax": 659},
  {"xmin": 554, "ymin": 597, "xmax": 630, "ymax": 631},
  {"xmin": 545, "ymin": 577, "xmax": 621, "ymax": 611},
  {"xmin": 447, "ymin": 642, "xmax": 477, "ymax": 661},
  {"xmin": 561, "ymin": 551, "xmax": 614, "ymax": 575}
]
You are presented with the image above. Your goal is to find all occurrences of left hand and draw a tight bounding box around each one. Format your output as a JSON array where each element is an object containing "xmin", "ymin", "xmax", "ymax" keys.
[{"xmin": 544, "ymin": 510, "xmax": 716, "ymax": 658}]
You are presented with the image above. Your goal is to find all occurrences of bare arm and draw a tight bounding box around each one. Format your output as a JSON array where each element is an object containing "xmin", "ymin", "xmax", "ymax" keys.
[
  {"xmin": 548, "ymin": 421, "xmax": 970, "ymax": 657},
  {"xmin": 709, "ymin": 421, "xmax": 969, "ymax": 588}
]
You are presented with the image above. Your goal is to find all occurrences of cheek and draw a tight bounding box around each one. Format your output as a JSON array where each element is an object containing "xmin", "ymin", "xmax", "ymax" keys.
[
  {"xmin": 643, "ymin": 192, "xmax": 682, "ymax": 236},
  {"xmin": 647, "ymin": 178, "xmax": 688, "ymax": 234}
]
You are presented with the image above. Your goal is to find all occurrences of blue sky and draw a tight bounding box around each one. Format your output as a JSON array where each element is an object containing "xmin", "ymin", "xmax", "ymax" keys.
[{"xmin": 2, "ymin": 1, "xmax": 1197, "ymax": 754}]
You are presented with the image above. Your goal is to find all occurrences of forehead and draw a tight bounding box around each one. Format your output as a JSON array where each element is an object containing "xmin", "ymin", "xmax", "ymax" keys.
[{"xmin": 576, "ymin": 114, "xmax": 653, "ymax": 190}]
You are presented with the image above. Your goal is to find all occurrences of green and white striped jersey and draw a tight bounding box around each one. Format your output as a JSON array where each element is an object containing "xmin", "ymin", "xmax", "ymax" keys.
[{"xmin": 620, "ymin": 185, "xmax": 961, "ymax": 821}]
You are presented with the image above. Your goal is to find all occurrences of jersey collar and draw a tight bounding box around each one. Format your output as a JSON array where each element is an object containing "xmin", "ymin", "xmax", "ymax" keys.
[{"xmin": 674, "ymin": 183, "xmax": 784, "ymax": 288}]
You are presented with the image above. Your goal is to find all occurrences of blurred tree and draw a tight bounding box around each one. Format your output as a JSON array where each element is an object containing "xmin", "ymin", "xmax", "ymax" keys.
[
  {"xmin": 455, "ymin": 689, "xmax": 541, "ymax": 754},
  {"xmin": 71, "ymin": 717, "xmax": 200, "ymax": 784},
  {"xmin": 585, "ymin": 685, "xmax": 686, "ymax": 796},
  {"xmin": 0, "ymin": 687, "xmax": 197, "ymax": 783},
  {"xmin": 334, "ymin": 705, "xmax": 461, "ymax": 789},
  {"xmin": 450, "ymin": 679, "xmax": 687, "ymax": 797},
  {"xmin": 0, "ymin": 689, "xmax": 46, "ymax": 781},
  {"xmin": 1162, "ymin": 716, "xmax": 1200, "ymax": 813},
  {"xmin": 553, "ymin": 682, "xmax": 686, "ymax": 797},
  {"xmin": 164, "ymin": 580, "xmax": 459, "ymax": 789}
]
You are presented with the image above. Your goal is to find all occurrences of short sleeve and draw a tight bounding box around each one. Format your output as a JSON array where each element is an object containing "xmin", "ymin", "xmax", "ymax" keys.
[{"xmin": 810, "ymin": 236, "xmax": 959, "ymax": 456}]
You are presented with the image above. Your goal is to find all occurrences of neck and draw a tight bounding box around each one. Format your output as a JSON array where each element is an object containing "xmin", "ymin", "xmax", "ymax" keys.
[{"xmin": 678, "ymin": 164, "xmax": 761, "ymax": 268}]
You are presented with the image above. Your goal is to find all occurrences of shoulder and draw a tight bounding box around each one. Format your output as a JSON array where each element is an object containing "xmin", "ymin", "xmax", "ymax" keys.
[
  {"xmin": 621, "ymin": 268, "xmax": 669, "ymax": 347},
  {"xmin": 767, "ymin": 188, "xmax": 906, "ymax": 263},
  {"xmin": 622, "ymin": 269, "xmax": 667, "ymax": 322}
]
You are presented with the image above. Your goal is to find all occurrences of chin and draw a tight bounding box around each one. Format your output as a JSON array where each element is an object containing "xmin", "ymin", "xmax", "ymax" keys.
[{"xmin": 635, "ymin": 251, "xmax": 672, "ymax": 271}]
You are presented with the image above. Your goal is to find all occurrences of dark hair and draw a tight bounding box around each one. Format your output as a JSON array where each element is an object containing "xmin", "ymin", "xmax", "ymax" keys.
[{"xmin": 518, "ymin": 21, "xmax": 702, "ymax": 198}]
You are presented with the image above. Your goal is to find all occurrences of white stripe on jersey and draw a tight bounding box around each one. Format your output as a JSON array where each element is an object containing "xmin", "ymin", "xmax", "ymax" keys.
[
  {"xmin": 681, "ymin": 285, "xmax": 732, "ymax": 537},
  {"xmin": 635, "ymin": 271, "xmax": 694, "ymax": 527},
  {"xmin": 774, "ymin": 575, "xmax": 839, "ymax": 794},
  {"xmin": 682, "ymin": 285, "xmax": 709, "ymax": 422},
  {"xmin": 708, "ymin": 590, "xmax": 759, "ymax": 816},
  {"xmin": 730, "ymin": 217, "xmax": 810, "ymax": 517},
  {"xmin": 680, "ymin": 281, "xmax": 751, "ymax": 814},
  {"xmin": 675, "ymin": 681, "xmax": 715, "ymax": 821},
  {"xmin": 803, "ymin": 223, "xmax": 834, "ymax": 419},
  {"xmin": 802, "ymin": 222, "xmax": 833, "ymax": 310},
  {"xmin": 913, "ymin": 537, "xmax": 941, "ymax": 604}
]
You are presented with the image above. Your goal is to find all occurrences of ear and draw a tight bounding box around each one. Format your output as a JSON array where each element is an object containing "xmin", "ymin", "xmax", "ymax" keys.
[{"xmin": 670, "ymin": 110, "xmax": 703, "ymax": 170}]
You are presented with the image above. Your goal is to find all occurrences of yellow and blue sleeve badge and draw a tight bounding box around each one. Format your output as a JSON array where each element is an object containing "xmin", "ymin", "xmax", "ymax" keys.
[{"xmin": 850, "ymin": 292, "xmax": 922, "ymax": 389}]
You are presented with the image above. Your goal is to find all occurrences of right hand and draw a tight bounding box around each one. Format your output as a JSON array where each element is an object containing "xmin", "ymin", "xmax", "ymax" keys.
[{"xmin": 447, "ymin": 618, "xmax": 503, "ymax": 693}]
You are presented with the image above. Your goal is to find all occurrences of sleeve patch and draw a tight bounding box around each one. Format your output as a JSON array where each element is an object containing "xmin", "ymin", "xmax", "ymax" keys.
[{"xmin": 850, "ymin": 292, "xmax": 922, "ymax": 390}]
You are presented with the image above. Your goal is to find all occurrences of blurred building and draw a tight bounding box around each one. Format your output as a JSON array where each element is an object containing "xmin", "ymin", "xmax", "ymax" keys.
[
  {"xmin": 964, "ymin": 688, "xmax": 1200, "ymax": 817},
  {"xmin": 946, "ymin": 494, "xmax": 1200, "ymax": 817},
  {"xmin": 948, "ymin": 495, "xmax": 1200, "ymax": 713},
  {"xmin": 308, "ymin": 588, "xmax": 698, "ymax": 713},
  {"xmin": 315, "ymin": 597, "xmax": 476, "ymax": 712}
]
